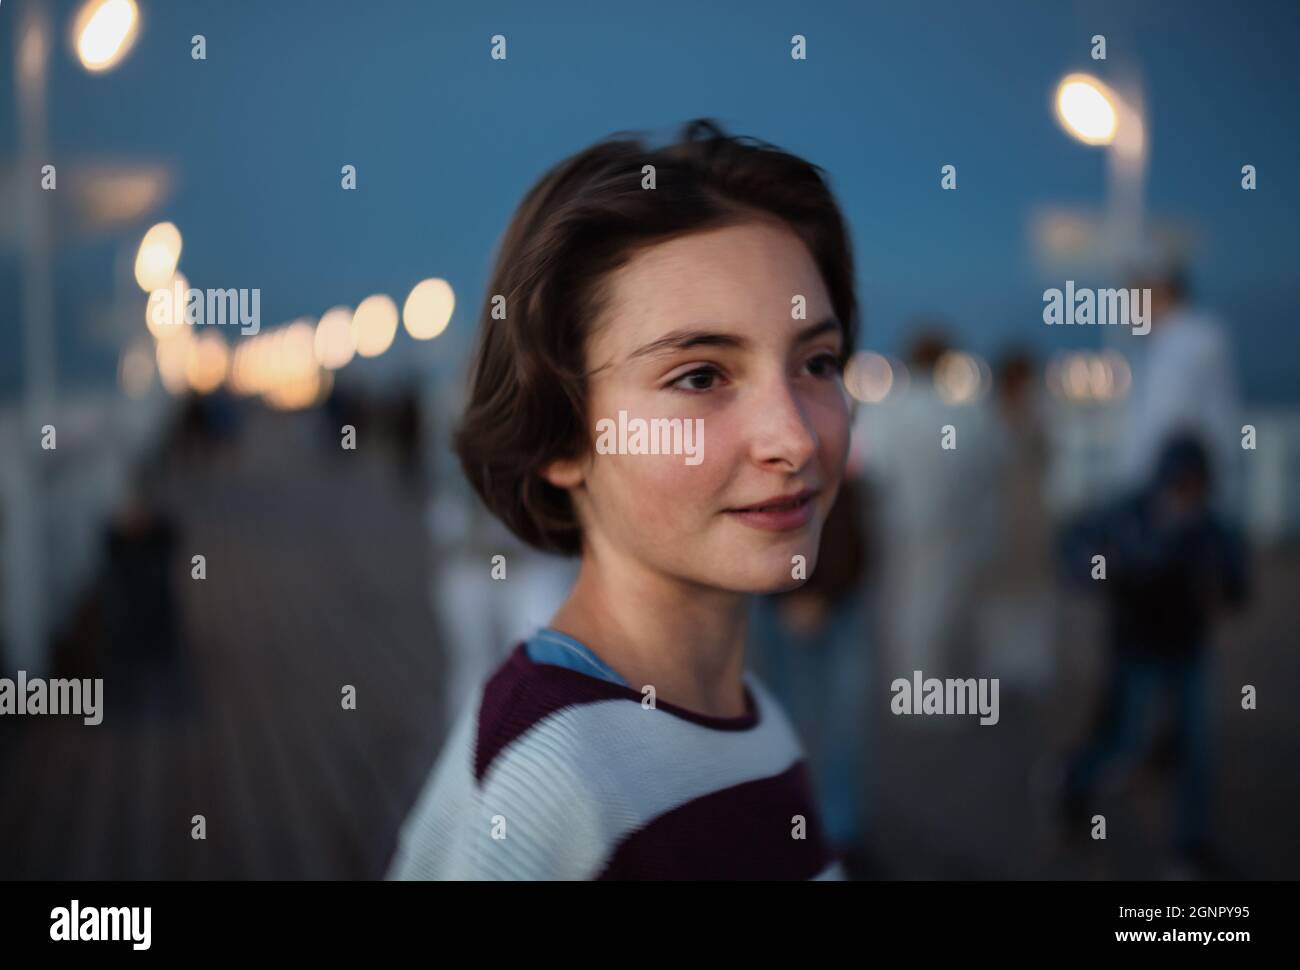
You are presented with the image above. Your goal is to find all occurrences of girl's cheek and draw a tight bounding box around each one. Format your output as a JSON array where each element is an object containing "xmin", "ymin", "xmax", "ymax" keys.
[
  {"xmin": 812, "ymin": 398, "xmax": 851, "ymax": 472},
  {"xmin": 631, "ymin": 425, "xmax": 733, "ymax": 512},
  {"xmin": 816, "ymin": 386, "xmax": 852, "ymax": 434}
]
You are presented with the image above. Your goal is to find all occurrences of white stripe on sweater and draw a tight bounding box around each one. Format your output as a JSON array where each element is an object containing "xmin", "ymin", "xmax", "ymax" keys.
[{"xmin": 388, "ymin": 675, "xmax": 808, "ymax": 880}]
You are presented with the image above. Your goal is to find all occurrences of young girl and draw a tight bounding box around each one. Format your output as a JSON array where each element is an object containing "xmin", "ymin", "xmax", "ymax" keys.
[{"xmin": 388, "ymin": 118, "xmax": 860, "ymax": 880}]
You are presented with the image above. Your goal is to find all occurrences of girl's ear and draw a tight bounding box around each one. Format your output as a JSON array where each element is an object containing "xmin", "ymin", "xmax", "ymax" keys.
[{"xmin": 541, "ymin": 455, "xmax": 584, "ymax": 490}]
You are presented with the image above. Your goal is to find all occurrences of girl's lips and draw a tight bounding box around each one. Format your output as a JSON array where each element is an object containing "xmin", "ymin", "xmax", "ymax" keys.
[{"xmin": 724, "ymin": 490, "xmax": 818, "ymax": 532}]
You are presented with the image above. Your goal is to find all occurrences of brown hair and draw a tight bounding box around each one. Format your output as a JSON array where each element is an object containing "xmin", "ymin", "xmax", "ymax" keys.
[{"xmin": 454, "ymin": 118, "xmax": 860, "ymax": 555}]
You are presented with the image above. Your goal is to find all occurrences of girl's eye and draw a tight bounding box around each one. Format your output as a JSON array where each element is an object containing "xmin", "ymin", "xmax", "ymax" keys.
[
  {"xmin": 670, "ymin": 365, "xmax": 724, "ymax": 393},
  {"xmin": 806, "ymin": 352, "xmax": 843, "ymax": 379}
]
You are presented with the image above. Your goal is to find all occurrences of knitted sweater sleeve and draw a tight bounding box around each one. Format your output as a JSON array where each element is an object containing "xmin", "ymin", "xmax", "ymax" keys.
[{"xmin": 386, "ymin": 703, "xmax": 608, "ymax": 881}]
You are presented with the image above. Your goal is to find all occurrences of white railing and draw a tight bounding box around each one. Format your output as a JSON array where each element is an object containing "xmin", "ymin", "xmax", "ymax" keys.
[
  {"xmin": 854, "ymin": 394, "xmax": 1300, "ymax": 542},
  {"xmin": 0, "ymin": 385, "xmax": 178, "ymax": 675},
  {"xmin": 1042, "ymin": 400, "xmax": 1300, "ymax": 541}
]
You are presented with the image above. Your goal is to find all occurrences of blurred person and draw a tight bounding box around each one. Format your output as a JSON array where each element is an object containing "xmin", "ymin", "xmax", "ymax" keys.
[
  {"xmin": 1116, "ymin": 262, "xmax": 1243, "ymax": 519},
  {"xmin": 1055, "ymin": 433, "xmax": 1248, "ymax": 876},
  {"xmin": 203, "ymin": 385, "xmax": 243, "ymax": 466},
  {"xmin": 171, "ymin": 389, "xmax": 242, "ymax": 468},
  {"xmin": 100, "ymin": 468, "xmax": 186, "ymax": 715},
  {"xmin": 972, "ymin": 350, "xmax": 1056, "ymax": 697},
  {"xmin": 391, "ymin": 383, "xmax": 426, "ymax": 491},
  {"xmin": 865, "ymin": 330, "xmax": 994, "ymax": 682},
  {"xmin": 748, "ymin": 476, "xmax": 873, "ymax": 874},
  {"xmin": 322, "ymin": 383, "xmax": 363, "ymax": 457},
  {"xmin": 389, "ymin": 118, "xmax": 859, "ymax": 880},
  {"xmin": 425, "ymin": 485, "xmax": 576, "ymax": 733}
]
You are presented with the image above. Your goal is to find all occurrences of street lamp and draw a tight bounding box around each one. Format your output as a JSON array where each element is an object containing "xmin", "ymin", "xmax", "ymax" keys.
[
  {"xmin": 16, "ymin": 0, "xmax": 147, "ymax": 425},
  {"xmin": 11, "ymin": 0, "xmax": 144, "ymax": 677},
  {"xmin": 1052, "ymin": 70, "xmax": 1148, "ymax": 268},
  {"xmin": 71, "ymin": 0, "xmax": 140, "ymax": 73},
  {"xmin": 1054, "ymin": 73, "xmax": 1119, "ymax": 146}
]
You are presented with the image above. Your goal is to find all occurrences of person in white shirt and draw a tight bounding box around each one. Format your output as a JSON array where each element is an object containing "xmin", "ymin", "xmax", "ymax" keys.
[
  {"xmin": 1116, "ymin": 266, "xmax": 1243, "ymax": 519},
  {"xmin": 862, "ymin": 331, "xmax": 999, "ymax": 680}
]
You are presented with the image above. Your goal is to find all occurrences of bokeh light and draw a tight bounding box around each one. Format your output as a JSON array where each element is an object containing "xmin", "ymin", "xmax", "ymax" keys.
[
  {"xmin": 185, "ymin": 333, "xmax": 230, "ymax": 395},
  {"xmin": 934, "ymin": 351, "xmax": 983, "ymax": 404},
  {"xmin": 134, "ymin": 221, "xmax": 183, "ymax": 292},
  {"xmin": 351, "ymin": 294, "xmax": 399, "ymax": 358},
  {"xmin": 145, "ymin": 272, "xmax": 190, "ymax": 339},
  {"xmin": 313, "ymin": 306, "xmax": 356, "ymax": 370},
  {"xmin": 1054, "ymin": 73, "xmax": 1118, "ymax": 146},
  {"xmin": 402, "ymin": 278, "xmax": 455, "ymax": 341},
  {"xmin": 73, "ymin": 0, "xmax": 140, "ymax": 73},
  {"xmin": 844, "ymin": 351, "xmax": 894, "ymax": 403}
]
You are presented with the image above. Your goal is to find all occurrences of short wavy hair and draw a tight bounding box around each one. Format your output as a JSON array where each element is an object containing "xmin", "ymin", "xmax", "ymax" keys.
[{"xmin": 453, "ymin": 118, "xmax": 859, "ymax": 555}]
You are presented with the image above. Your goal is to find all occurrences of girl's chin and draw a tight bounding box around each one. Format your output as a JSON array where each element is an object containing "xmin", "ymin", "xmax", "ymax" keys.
[
  {"xmin": 713, "ymin": 557, "xmax": 819, "ymax": 596},
  {"xmin": 750, "ymin": 572, "xmax": 814, "ymax": 596}
]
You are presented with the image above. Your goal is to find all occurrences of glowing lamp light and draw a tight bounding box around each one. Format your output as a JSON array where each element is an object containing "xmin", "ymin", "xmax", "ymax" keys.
[
  {"xmin": 185, "ymin": 333, "xmax": 230, "ymax": 395},
  {"xmin": 1054, "ymin": 73, "xmax": 1119, "ymax": 146},
  {"xmin": 934, "ymin": 351, "xmax": 983, "ymax": 405},
  {"xmin": 134, "ymin": 221, "xmax": 183, "ymax": 292},
  {"xmin": 402, "ymin": 278, "xmax": 455, "ymax": 341},
  {"xmin": 351, "ymin": 294, "xmax": 399, "ymax": 358},
  {"xmin": 314, "ymin": 306, "xmax": 356, "ymax": 370},
  {"xmin": 844, "ymin": 351, "xmax": 894, "ymax": 404},
  {"xmin": 73, "ymin": 0, "xmax": 140, "ymax": 73},
  {"xmin": 145, "ymin": 272, "xmax": 190, "ymax": 339},
  {"xmin": 155, "ymin": 332, "xmax": 191, "ymax": 395}
]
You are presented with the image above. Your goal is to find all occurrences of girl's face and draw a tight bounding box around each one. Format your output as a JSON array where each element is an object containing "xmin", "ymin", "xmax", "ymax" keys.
[{"xmin": 544, "ymin": 219, "xmax": 852, "ymax": 594}]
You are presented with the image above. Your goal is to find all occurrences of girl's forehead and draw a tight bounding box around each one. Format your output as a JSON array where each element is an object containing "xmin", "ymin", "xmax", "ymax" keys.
[
  {"xmin": 614, "ymin": 220, "xmax": 818, "ymax": 291},
  {"xmin": 592, "ymin": 224, "xmax": 832, "ymax": 358}
]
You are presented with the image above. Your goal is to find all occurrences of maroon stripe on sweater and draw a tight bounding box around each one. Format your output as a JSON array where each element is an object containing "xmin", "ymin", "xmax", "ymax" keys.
[
  {"xmin": 474, "ymin": 644, "xmax": 760, "ymax": 784},
  {"xmin": 474, "ymin": 645, "xmax": 631, "ymax": 782},
  {"xmin": 595, "ymin": 761, "xmax": 837, "ymax": 880}
]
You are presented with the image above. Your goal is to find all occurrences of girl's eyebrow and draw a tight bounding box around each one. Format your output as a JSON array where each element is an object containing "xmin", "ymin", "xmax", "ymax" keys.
[{"xmin": 627, "ymin": 317, "xmax": 841, "ymax": 362}]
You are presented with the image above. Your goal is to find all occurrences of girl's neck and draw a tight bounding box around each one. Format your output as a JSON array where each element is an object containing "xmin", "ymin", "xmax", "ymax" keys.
[{"xmin": 547, "ymin": 549, "xmax": 751, "ymax": 719}]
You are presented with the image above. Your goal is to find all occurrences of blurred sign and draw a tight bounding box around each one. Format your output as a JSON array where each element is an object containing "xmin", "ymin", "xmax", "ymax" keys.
[
  {"xmin": 0, "ymin": 161, "xmax": 171, "ymax": 242},
  {"xmin": 1027, "ymin": 205, "xmax": 1200, "ymax": 278}
]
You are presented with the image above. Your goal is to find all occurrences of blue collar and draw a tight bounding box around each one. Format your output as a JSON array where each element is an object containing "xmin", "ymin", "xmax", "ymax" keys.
[{"xmin": 524, "ymin": 628, "xmax": 629, "ymax": 687}]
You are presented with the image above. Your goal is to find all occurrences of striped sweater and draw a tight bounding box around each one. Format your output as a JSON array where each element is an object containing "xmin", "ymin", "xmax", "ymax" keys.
[{"xmin": 387, "ymin": 632, "xmax": 843, "ymax": 880}]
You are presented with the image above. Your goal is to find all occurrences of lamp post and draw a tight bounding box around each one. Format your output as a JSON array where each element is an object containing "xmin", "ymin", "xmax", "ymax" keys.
[
  {"xmin": 1052, "ymin": 71, "xmax": 1148, "ymax": 268},
  {"xmin": 9, "ymin": 0, "xmax": 141, "ymax": 674},
  {"xmin": 17, "ymin": 0, "xmax": 54, "ymax": 447},
  {"xmin": 1050, "ymin": 70, "xmax": 1150, "ymax": 507}
]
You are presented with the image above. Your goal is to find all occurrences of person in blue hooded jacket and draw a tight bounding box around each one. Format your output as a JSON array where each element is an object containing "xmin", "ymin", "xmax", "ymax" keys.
[{"xmin": 1056, "ymin": 432, "xmax": 1248, "ymax": 876}]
